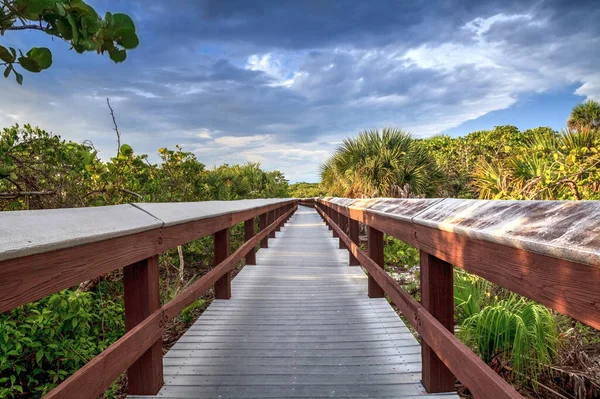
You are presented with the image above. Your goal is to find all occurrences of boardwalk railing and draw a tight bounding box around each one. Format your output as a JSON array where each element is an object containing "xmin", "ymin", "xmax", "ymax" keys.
[
  {"xmin": 314, "ymin": 197, "xmax": 600, "ymax": 398},
  {"xmin": 0, "ymin": 199, "xmax": 297, "ymax": 398}
]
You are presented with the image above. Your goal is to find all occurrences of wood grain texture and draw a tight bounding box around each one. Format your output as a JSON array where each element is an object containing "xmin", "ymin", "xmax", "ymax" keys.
[
  {"xmin": 142, "ymin": 207, "xmax": 455, "ymax": 399},
  {"xmin": 319, "ymin": 199, "xmax": 600, "ymax": 331},
  {"xmin": 44, "ymin": 207, "xmax": 296, "ymax": 399},
  {"xmin": 244, "ymin": 218, "xmax": 256, "ymax": 265},
  {"xmin": 0, "ymin": 229, "xmax": 162, "ymax": 313},
  {"xmin": 367, "ymin": 226, "xmax": 384, "ymax": 298},
  {"xmin": 124, "ymin": 255, "xmax": 163, "ymax": 395},
  {"xmin": 415, "ymin": 224, "xmax": 600, "ymax": 330},
  {"xmin": 319, "ymin": 206, "xmax": 521, "ymax": 399},
  {"xmin": 420, "ymin": 251, "xmax": 454, "ymax": 393},
  {"xmin": 214, "ymin": 228, "xmax": 231, "ymax": 299},
  {"xmin": 338, "ymin": 214, "xmax": 348, "ymax": 249},
  {"xmin": 268, "ymin": 210, "xmax": 276, "ymax": 238}
]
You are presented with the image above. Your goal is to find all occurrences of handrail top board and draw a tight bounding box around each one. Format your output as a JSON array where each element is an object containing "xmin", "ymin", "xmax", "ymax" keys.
[
  {"xmin": 0, "ymin": 199, "xmax": 293, "ymax": 262},
  {"xmin": 318, "ymin": 197, "xmax": 600, "ymax": 267},
  {"xmin": 133, "ymin": 199, "xmax": 293, "ymax": 227}
]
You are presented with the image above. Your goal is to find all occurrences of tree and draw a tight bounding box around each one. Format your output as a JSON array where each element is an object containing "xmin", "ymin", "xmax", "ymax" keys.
[
  {"xmin": 567, "ymin": 100, "xmax": 600, "ymax": 132},
  {"xmin": 320, "ymin": 127, "xmax": 441, "ymax": 198},
  {"xmin": 0, "ymin": 0, "xmax": 138, "ymax": 84}
]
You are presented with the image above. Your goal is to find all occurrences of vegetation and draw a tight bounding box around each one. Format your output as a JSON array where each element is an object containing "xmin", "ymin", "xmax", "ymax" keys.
[
  {"xmin": 0, "ymin": 124, "xmax": 289, "ymax": 397},
  {"xmin": 288, "ymin": 182, "xmax": 323, "ymax": 198},
  {"xmin": 320, "ymin": 127, "xmax": 442, "ymax": 198},
  {"xmin": 319, "ymin": 102, "xmax": 600, "ymax": 398},
  {"xmin": 1, "ymin": 0, "xmax": 138, "ymax": 84}
]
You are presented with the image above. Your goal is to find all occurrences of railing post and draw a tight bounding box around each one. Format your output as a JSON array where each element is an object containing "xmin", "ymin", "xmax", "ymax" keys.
[
  {"xmin": 259, "ymin": 212, "xmax": 268, "ymax": 248},
  {"xmin": 275, "ymin": 207, "xmax": 282, "ymax": 232},
  {"xmin": 367, "ymin": 226, "xmax": 385, "ymax": 298},
  {"xmin": 338, "ymin": 214, "xmax": 347, "ymax": 249},
  {"xmin": 326, "ymin": 206, "xmax": 332, "ymax": 230},
  {"xmin": 349, "ymin": 218, "xmax": 360, "ymax": 266},
  {"xmin": 124, "ymin": 255, "xmax": 163, "ymax": 395},
  {"xmin": 244, "ymin": 218, "xmax": 256, "ymax": 265},
  {"xmin": 268, "ymin": 210, "xmax": 276, "ymax": 238},
  {"xmin": 420, "ymin": 250, "xmax": 455, "ymax": 392},
  {"xmin": 332, "ymin": 209, "xmax": 339, "ymax": 238},
  {"xmin": 214, "ymin": 228, "xmax": 231, "ymax": 299}
]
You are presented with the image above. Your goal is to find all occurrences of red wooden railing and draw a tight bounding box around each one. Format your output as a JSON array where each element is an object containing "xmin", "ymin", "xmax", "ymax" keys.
[
  {"xmin": 312, "ymin": 197, "xmax": 600, "ymax": 399},
  {"xmin": 0, "ymin": 199, "xmax": 297, "ymax": 398}
]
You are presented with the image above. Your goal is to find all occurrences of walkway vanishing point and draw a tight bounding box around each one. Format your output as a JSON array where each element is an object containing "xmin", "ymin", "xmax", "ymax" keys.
[
  {"xmin": 138, "ymin": 206, "xmax": 458, "ymax": 398},
  {"xmin": 1, "ymin": 197, "xmax": 599, "ymax": 399}
]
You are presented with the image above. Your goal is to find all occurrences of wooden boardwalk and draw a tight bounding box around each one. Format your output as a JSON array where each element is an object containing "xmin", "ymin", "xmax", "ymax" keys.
[{"xmin": 135, "ymin": 207, "xmax": 459, "ymax": 398}]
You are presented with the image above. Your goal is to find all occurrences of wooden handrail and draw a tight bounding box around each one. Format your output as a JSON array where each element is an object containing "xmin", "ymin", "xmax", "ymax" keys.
[
  {"xmin": 314, "ymin": 196, "xmax": 600, "ymax": 398},
  {"xmin": 0, "ymin": 199, "xmax": 296, "ymax": 313},
  {"xmin": 45, "ymin": 205, "xmax": 296, "ymax": 399},
  {"xmin": 0, "ymin": 199, "xmax": 297, "ymax": 398}
]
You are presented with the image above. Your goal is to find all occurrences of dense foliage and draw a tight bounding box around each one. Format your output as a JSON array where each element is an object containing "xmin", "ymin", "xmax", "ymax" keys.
[
  {"xmin": 287, "ymin": 182, "xmax": 323, "ymax": 198},
  {"xmin": 1, "ymin": 0, "xmax": 138, "ymax": 84},
  {"xmin": 320, "ymin": 127, "xmax": 442, "ymax": 197},
  {"xmin": 0, "ymin": 124, "xmax": 289, "ymax": 397}
]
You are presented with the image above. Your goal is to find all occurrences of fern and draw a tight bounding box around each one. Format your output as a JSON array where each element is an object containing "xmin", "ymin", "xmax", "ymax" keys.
[{"xmin": 460, "ymin": 294, "xmax": 559, "ymax": 384}]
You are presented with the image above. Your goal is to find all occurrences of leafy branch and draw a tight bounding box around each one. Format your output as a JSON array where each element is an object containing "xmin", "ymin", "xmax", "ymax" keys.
[{"xmin": 1, "ymin": 0, "xmax": 138, "ymax": 84}]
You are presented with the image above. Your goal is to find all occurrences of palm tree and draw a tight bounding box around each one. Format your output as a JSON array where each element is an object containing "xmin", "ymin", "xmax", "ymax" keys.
[
  {"xmin": 567, "ymin": 100, "xmax": 600, "ymax": 131},
  {"xmin": 320, "ymin": 127, "xmax": 441, "ymax": 198}
]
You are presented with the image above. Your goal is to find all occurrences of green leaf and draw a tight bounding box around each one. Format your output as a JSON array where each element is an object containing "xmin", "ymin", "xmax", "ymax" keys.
[
  {"xmin": 36, "ymin": 350, "xmax": 44, "ymax": 364},
  {"xmin": 120, "ymin": 144, "xmax": 133, "ymax": 156},
  {"xmin": 15, "ymin": 71, "xmax": 23, "ymax": 85},
  {"xmin": 117, "ymin": 30, "xmax": 139, "ymax": 49},
  {"xmin": 109, "ymin": 48, "xmax": 126, "ymax": 63},
  {"xmin": 111, "ymin": 13, "xmax": 135, "ymax": 31},
  {"xmin": 55, "ymin": 18, "xmax": 72, "ymax": 39},
  {"xmin": 26, "ymin": 47, "xmax": 52, "ymax": 70},
  {"xmin": 0, "ymin": 45, "xmax": 14, "ymax": 63},
  {"xmin": 18, "ymin": 56, "xmax": 41, "ymax": 73},
  {"xmin": 3, "ymin": 65, "xmax": 11, "ymax": 78}
]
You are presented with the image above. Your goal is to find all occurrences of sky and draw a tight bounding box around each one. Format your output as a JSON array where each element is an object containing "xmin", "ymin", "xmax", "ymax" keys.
[{"xmin": 1, "ymin": 0, "xmax": 599, "ymax": 183}]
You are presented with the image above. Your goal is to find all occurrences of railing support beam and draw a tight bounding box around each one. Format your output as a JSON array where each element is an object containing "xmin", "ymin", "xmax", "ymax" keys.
[
  {"xmin": 367, "ymin": 226, "xmax": 385, "ymax": 298},
  {"xmin": 349, "ymin": 218, "xmax": 360, "ymax": 266},
  {"xmin": 124, "ymin": 255, "xmax": 163, "ymax": 395},
  {"xmin": 268, "ymin": 210, "xmax": 276, "ymax": 238},
  {"xmin": 259, "ymin": 212, "xmax": 268, "ymax": 248},
  {"xmin": 338, "ymin": 214, "xmax": 348, "ymax": 249},
  {"xmin": 420, "ymin": 250, "xmax": 455, "ymax": 392},
  {"xmin": 214, "ymin": 228, "xmax": 231, "ymax": 299},
  {"xmin": 244, "ymin": 218, "xmax": 256, "ymax": 265}
]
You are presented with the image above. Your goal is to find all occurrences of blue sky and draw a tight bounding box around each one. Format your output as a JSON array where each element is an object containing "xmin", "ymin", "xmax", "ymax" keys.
[{"xmin": 1, "ymin": 0, "xmax": 599, "ymax": 182}]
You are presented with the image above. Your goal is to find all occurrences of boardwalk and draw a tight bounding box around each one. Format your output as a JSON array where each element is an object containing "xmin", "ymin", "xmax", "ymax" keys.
[{"xmin": 137, "ymin": 207, "xmax": 459, "ymax": 398}]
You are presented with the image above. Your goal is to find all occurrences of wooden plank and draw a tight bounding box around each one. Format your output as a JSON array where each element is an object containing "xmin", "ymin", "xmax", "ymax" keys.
[
  {"xmin": 367, "ymin": 226, "xmax": 385, "ymax": 298},
  {"xmin": 144, "ymin": 207, "xmax": 457, "ymax": 399},
  {"xmin": 44, "ymin": 206, "xmax": 296, "ymax": 399},
  {"xmin": 124, "ymin": 255, "xmax": 163, "ymax": 395},
  {"xmin": 420, "ymin": 251, "xmax": 454, "ymax": 393},
  {"xmin": 244, "ymin": 218, "xmax": 256, "ymax": 265}
]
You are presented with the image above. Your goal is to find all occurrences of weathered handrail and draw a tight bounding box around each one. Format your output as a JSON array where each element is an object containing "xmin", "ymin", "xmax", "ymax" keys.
[
  {"xmin": 315, "ymin": 197, "xmax": 600, "ymax": 398},
  {"xmin": 0, "ymin": 199, "xmax": 298, "ymax": 398}
]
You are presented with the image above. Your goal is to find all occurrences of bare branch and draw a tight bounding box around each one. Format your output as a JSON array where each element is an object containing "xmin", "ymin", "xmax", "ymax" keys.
[
  {"xmin": 120, "ymin": 188, "xmax": 143, "ymax": 200},
  {"xmin": 0, "ymin": 190, "xmax": 56, "ymax": 198},
  {"xmin": 106, "ymin": 97, "xmax": 121, "ymax": 155},
  {"xmin": 5, "ymin": 24, "xmax": 46, "ymax": 31}
]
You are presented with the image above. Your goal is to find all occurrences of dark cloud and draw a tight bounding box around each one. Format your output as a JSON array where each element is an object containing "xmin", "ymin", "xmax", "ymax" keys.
[{"xmin": 0, "ymin": 0, "xmax": 598, "ymax": 181}]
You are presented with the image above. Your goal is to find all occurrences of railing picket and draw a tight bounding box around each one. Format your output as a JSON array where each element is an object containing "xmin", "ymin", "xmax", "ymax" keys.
[
  {"xmin": 367, "ymin": 226, "xmax": 385, "ymax": 298},
  {"xmin": 420, "ymin": 250, "xmax": 455, "ymax": 392},
  {"xmin": 349, "ymin": 218, "xmax": 360, "ymax": 266},
  {"xmin": 214, "ymin": 228, "xmax": 231, "ymax": 299},
  {"xmin": 338, "ymin": 214, "xmax": 348, "ymax": 249},
  {"xmin": 259, "ymin": 212, "xmax": 268, "ymax": 248},
  {"xmin": 244, "ymin": 218, "xmax": 256, "ymax": 265},
  {"xmin": 268, "ymin": 210, "xmax": 277, "ymax": 238},
  {"xmin": 123, "ymin": 255, "xmax": 163, "ymax": 395}
]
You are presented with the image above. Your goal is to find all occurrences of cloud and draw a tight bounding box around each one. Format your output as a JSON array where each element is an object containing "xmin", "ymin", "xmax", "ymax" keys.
[{"xmin": 0, "ymin": 0, "xmax": 598, "ymax": 182}]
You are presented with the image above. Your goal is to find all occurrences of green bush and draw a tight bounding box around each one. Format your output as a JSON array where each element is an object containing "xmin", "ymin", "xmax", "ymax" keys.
[{"xmin": 0, "ymin": 290, "xmax": 124, "ymax": 398}]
